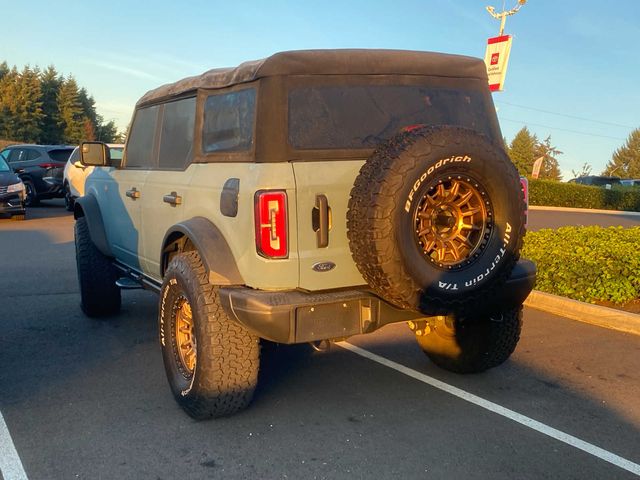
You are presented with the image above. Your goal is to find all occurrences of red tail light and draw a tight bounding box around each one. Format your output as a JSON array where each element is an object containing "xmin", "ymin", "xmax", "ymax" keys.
[
  {"xmin": 39, "ymin": 163, "xmax": 62, "ymax": 169},
  {"xmin": 255, "ymin": 190, "xmax": 288, "ymax": 259}
]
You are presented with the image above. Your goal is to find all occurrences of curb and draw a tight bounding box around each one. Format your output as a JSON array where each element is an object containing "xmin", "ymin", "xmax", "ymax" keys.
[
  {"xmin": 524, "ymin": 290, "xmax": 640, "ymax": 336},
  {"xmin": 529, "ymin": 206, "xmax": 640, "ymax": 217}
]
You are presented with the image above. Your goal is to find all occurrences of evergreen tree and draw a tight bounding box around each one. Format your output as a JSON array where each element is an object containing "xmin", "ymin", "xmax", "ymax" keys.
[
  {"xmin": 57, "ymin": 76, "xmax": 85, "ymax": 144},
  {"xmin": 508, "ymin": 127, "xmax": 538, "ymax": 176},
  {"xmin": 78, "ymin": 87, "xmax": 99, "ymax": 140},
  {"xmin": 0, "ymin": 63, "xmax": 15, "ymax": 138},
  {"xmin": 39, "ymin": 65, "xmax": 63, "ymax": 144},
  {"xmin": 96, "ymin": 119, "xmax": 118, "ymax": 143},
  {"xmin": 603, "ymin": 128, "xmax": 640, "ymax": 178},
  {"xmin": 0, "ymin": 66, "xmax": 43, "ymax": 142},
  {"xmin": 535, "ymin": 135, "xmax": 563, "ymax": 181}
]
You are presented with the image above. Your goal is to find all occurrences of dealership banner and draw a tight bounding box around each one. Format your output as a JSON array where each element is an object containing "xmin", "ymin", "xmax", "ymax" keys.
[{"xmin": 484, "ymin": 35, "xmax": 513, "ymax": 92}]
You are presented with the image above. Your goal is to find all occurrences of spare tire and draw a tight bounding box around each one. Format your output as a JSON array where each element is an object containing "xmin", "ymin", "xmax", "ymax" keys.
[{"xmin": 347, "ymin": 125, "xmax": 525, "ymax": 315}]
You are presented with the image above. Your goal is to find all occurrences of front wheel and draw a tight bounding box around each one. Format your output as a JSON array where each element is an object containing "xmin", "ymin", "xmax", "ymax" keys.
[
  {"xmin": 413, "ymin": 306, "xmax": 523, "ymax": 373},
  {"xmin": 64, "ymin": 183, "xmax": 75, "ymax": 212},
  {"xmin": 159, "ymin": 251, "xmax": 260, "ymax": 419},
  {"xmin": 74, "ymin": 216, "xmax": 121, "ymax": 317},
  {"xmin": 23, "ymin": 180, "xmax": 39, "ymax": 207}
]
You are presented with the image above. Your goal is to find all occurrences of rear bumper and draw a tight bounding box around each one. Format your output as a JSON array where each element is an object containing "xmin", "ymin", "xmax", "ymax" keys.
[{"xmin": 219, "ymin": 259, "xmax": 536, "ymax": 344}]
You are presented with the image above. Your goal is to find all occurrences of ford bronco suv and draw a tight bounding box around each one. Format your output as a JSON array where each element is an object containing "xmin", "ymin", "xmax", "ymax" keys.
[{"xmin": 75, "ymin": 49, "xmax": 535, "ymax": 419}]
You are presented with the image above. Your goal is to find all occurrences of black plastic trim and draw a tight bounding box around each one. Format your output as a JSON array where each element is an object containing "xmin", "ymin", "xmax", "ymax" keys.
[{"xmin": 161, "ymin": 217, "xmax": 244, "ymax": 285}]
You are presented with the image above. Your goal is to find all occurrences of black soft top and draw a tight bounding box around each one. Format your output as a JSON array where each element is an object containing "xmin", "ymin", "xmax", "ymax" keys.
[{"xmin": 137, "ymin": 49, "xmax": 488, "ymax": 107}]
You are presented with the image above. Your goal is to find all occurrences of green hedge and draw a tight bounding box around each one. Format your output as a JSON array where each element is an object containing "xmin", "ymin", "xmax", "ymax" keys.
[
  {"xmin": 522, "ymin": 226, "xmax": 640, "ymax": 304},
  {"xmin": 528, "ymin": 179, "xmax": 640, "ymax": 212}
]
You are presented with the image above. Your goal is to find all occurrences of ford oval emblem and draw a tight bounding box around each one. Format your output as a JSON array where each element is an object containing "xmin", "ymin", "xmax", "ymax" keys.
[{"xmin": 312, "ymin": 261, "xmax": 336, "ymax": 272}]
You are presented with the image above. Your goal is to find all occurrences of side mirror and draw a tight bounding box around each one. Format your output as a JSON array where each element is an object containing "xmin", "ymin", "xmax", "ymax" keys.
[{"xmin": 80, "ymin": 142, "xmax": 111, "ymax": 166}]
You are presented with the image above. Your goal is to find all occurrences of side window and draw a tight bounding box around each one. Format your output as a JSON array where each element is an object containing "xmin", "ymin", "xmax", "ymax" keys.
[
  {"xmin": 69, "ymin": 148, "xmax": 79, "ymax": 163},
  {"xmin": 7, "ymin": 149, "xmax": 25, "ymax": 162},
  {"xmin": 125, "ymin": 105, "xmax": 160, "ymax": 168},
  {"xmin": 158, "ymin": 97, "xmax": 196, "ymax": 169},
  {"xmin": 0, "ymin": 150, "xmax": 8, "ymax": 161},
  {"xmin": 25, "ymin": 149, "xmax": 42, "ymax": 161},
  {"xmin": 202, "ymin": 88, "xmax": 256, "ymax": 153}
]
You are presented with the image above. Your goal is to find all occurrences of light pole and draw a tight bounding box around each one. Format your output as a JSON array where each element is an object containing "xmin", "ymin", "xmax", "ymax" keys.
[{"xmin": 486, "ymin": 0, "xmax": 527, "ymax": 36}]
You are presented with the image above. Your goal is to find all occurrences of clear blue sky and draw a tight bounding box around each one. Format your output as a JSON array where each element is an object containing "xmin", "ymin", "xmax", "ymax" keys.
[{"xmin": 2, "ymin": 0, "xmax": 639, "ymax": 179}]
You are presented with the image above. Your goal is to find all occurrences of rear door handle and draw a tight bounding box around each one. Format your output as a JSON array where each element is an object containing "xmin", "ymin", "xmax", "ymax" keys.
[
  {"xmin": 163, "ymin": 191, "xmax": 182, "ymax": 206},
  {"xmin": 312, "ymin": 194, "xmax": 331, "ymax": 248},
  {"xmin": 126, "ymin": 187, "xmax": 140, "ymax": 199}
]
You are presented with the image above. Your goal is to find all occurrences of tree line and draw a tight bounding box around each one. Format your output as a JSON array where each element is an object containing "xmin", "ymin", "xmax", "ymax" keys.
[
  {"xmin": 0, "ymin": 61, "xmax": 122, "ymax": 145},
  {"xmin": 506, "ymin": 125, "xmax": 640, "ymax": 181}
]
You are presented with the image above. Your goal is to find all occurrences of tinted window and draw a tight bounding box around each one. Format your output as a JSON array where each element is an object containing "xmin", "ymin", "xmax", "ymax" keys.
[
  {"xmin": 47, "ymin": 148, "xmax": 73, "ymax": 162},
  {"xmin": 203, "ymin": 89, "xmax": 255, "ymax": 153},
  {"xmin": 126, "ymin": 105, "xmax": 160, "ymax": 168},
  {"xmin": 289, "ymin": 85, "xmax": 492, "ymax": 149},
  {"xmin": 159, "ymin": 97, "xmax": 196, "ymax": 169},
  {"xmin": 26, "ymin": 149, "xmax": 42, "ymax": 160},
  {"xmin": 7, "ymin": 149, "xmax": 25, "ymax": 162}
]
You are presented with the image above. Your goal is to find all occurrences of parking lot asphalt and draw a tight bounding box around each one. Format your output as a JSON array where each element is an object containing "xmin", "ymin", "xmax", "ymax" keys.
[{"xmin": 1, "ymin": 203, "xmax": 639, "ymax": 479}]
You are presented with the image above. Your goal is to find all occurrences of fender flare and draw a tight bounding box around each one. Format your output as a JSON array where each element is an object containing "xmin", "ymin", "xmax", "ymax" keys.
[
  {"xmin": 73, "ymin": 195, "xmax": 113, "ymax": 258},
  {"xmin": 161, "ymin": 217, "xmax": 244, "ymax": 286}
]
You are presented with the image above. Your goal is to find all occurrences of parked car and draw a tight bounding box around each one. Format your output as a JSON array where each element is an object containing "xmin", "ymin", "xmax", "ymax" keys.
[
  {"xmin": 0, "ymin": 144, "xmax": 74, "ymax": 206},
  {"xmin": 75, "ymin": 49, "xmax": 535, "ymax": 419},
  {"xmin": 568, "ymin": 175, "xmax": 622, "ymax": 189},
  {"xmin": 620, "ymin": 179, "xmax": 640, "ymax": 187},
  {"xmin": 63, "ymin": 144, "xmax": 124, "ymax": 211},
  {"xmin": 0, "ymin": 154, "xmax": 26, "ymax": 220}
]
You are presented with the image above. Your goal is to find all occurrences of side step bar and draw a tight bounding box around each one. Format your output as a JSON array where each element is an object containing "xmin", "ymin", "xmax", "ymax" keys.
[{"xmin": 116, "ymin": 277, "xmax": 143, "ymax": 289}]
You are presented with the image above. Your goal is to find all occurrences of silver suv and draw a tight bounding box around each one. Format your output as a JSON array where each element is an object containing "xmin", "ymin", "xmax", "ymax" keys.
[{"xmin": 74, "ymin": 49, "xmax": 535, "ymax": 419}]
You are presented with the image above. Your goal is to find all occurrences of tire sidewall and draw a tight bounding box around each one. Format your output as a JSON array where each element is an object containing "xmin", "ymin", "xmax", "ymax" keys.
[
  {"xmin": 159, "ymin": 266, "xmax": 199, "ymax": 399},
  {"xmin": 395, "ymin": 132, "xmax": 523, "ymax": 302}
]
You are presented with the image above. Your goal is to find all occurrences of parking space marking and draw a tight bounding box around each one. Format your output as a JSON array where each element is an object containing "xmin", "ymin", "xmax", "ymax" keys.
[
  {"xmin": 0, "ymin": 411, "xmax": 28, "ymax": 480},
  {"xmin": 337, "ymin": 341, "xmax": 640, "ymax": 477}
]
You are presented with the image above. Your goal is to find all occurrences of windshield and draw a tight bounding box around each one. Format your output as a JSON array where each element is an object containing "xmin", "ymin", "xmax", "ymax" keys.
[
  {"xmin": 0, "ymin": 155, "xmax": 10, "ymax": 172},
  {"xmin": 289, "ymin": 85, "xmax": 494, "ymax": 149},
  {"xmin": 109, "ymin": 147, "xmax": 124, "ymax": 161}
]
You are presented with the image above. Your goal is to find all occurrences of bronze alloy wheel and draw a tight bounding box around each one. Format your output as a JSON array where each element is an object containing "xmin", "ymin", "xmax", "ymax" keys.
[
  {"xmin": 174, "ymin": 295, "xmax": 196, "ymax": 377},
  {"xmin": 414, "ymin": 177, "xmax": 492, "ymax": 269}
]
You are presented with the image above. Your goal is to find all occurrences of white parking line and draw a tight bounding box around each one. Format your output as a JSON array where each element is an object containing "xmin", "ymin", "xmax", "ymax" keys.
[
  {"xmin": 337, "ymin": 341, "xmax": 640, "ymax": 477},
  {"xmin": 0, "ymin": 410, "xmax": 28, "ymax": 480}
]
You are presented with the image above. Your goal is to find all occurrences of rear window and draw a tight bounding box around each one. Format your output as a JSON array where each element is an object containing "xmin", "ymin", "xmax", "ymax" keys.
[
  {"xmin": 202, "ymin": 88, "xmax": 256, "ymax": 153},
  {"xmin": 47, "ymin": 148, "xmax": 74, "ymax": 162},
  {"xmin": 289, "ymin": 85, "xmax": 493, "ymax": 149}
]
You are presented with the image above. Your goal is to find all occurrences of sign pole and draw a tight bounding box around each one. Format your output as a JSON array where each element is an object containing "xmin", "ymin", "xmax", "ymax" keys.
[{"xmin": 486, "ymin": 0, "xmax": 527, "ymax": 36}]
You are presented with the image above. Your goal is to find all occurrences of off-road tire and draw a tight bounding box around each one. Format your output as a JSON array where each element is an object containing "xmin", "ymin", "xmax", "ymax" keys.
[
  {"xmin": 347, "ymin": 125, "xmax": 526, "ymax": 315},
  {"xmin": 159, "ymin": 251, "xmax": 260, "ymax": 420},
  {"xmin": 74, "ymin": 216, "xmax": 121, "ymax": 317},
  {"xmin": 23, "ymin": 180, "xmax": 38, "ymax": 207},
  {"xmin": 416, "ymin": 306, "xmax": 523, "ymax": 373}
]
